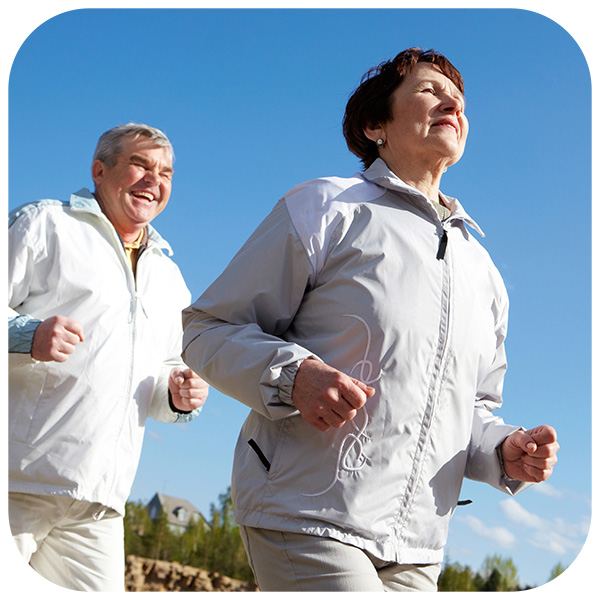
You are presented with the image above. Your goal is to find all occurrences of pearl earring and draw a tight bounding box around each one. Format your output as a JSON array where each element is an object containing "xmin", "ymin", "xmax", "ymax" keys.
[{"xmin": 376, "ymin": 138, "xmax": 385, "ymax": 147}]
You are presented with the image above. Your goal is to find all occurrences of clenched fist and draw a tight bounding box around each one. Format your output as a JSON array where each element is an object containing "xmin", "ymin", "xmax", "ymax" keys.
[
  {"xmin": 168, "ymin": 368, "xmax": 209, "ymax": 412},
  {"xmin": 292, "ymin": 358, "xmax": 375, "ymax": 432},
  {"xmin": 31, "ymin": 315, "xmax": 84, "ymax": 362},
  {"xmin": 500, "ymin": 425, "xmax": 559, "ymax": 483}
]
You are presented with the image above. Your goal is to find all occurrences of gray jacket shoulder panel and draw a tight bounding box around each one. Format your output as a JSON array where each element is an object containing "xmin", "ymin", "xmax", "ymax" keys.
[{"xmin": 283, "ymin": 174, "xmax": 386, "ymax": 277}]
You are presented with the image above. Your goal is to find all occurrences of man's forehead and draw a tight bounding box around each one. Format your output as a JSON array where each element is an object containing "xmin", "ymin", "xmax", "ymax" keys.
[
  {"xmin": 122, "ymin": 135, "xmax": 166, "ymax": 152},
  {"xmin": 121, "ymin": 136, "xmax": 173, "ymax": 165}
]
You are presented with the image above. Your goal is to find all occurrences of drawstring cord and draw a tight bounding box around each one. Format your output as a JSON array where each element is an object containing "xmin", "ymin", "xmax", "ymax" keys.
[{"xmin": 303, "ymin": 314, "xmax": 381, "ymax": 497}]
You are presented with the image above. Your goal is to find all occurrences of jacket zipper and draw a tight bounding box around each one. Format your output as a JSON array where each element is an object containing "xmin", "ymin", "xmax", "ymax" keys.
[
  {"xmin": 395, "ymin": 225, "xmax": 453, "ymax": 536},
  {"xmin": 99, "ymin": 218, "xmax": 141, "ymax": 502}
]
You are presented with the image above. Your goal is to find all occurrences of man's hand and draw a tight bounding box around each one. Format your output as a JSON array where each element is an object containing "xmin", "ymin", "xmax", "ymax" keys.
[
  {"xmin": 169, "ymin": 368, "xmax": 209, "ymax": 412},
  {"xmin": 501, "ymin": 425, "xmax": 559, "ymax": 482},
  {"xmin": 31, "ymin": 316, "xmax": 85, "ymax": 362},
  {"xmin": 292, "ymin": 358, "xmax": 375, "ymax": 432}
]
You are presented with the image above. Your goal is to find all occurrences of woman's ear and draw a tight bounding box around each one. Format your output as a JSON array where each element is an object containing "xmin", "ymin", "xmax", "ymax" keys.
[{"xmin": 363, "ymin": 123, "xmax": 385, "ymax": 145}]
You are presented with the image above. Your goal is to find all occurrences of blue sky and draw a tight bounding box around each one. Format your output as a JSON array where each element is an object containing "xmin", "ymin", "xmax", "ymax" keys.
[{"xmin": 4, "ymin": 2, "xmax": 596, "ymax": 593}]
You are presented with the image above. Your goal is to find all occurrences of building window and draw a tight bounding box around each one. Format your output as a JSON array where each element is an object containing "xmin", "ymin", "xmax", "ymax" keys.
[{"xmin": 174, "ymin": 507, "xmax": 187, "ymax": 522}]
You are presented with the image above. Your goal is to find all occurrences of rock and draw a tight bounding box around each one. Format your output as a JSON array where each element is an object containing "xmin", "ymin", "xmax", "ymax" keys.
[{"xmin": 125, "ymin": 556, "xmax": 257, "ymax": 592}]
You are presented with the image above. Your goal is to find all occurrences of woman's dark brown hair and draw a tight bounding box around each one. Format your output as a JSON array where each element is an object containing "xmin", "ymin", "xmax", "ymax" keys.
[{"xmin": 343, "ymin": 48, "xmax": 464, "ymax": 168}]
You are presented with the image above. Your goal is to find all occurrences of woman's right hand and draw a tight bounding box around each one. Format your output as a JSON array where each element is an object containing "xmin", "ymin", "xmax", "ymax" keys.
[{"xmin": 292, "ymin": 358, "xmax": 375, "ymax": 432}]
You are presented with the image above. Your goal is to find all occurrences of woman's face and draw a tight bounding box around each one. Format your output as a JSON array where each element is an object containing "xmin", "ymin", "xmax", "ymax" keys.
[{"xmin": 370, "ymin": 62, "xmax": 468, "ymax": 171}]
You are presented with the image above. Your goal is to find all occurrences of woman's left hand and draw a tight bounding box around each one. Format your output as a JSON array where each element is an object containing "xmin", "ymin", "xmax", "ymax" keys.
[{"xmin": 500, "ymin": 425, "xmax": 559, "ymax": 482}]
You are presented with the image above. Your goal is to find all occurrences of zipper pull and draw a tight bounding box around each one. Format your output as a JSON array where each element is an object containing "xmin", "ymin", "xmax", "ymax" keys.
[
  {"xmin": 135, "ymin": 293, "xmax": 149, "ymax": 319},
  {"xmin": 437, "ymin": 229, "xmax": 448, "ymax": 260},
  {"xmin": 128, "ymin": 296, "xmax": 135, "ymax": 323}
]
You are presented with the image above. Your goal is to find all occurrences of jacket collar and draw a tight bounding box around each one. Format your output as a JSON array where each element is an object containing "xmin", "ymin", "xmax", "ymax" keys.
[
  {"xmin": 361, "ymin": 158, "xmax": 484, "ymax": 237},
  {"xmin": 69, "ymin": 188, "xmax": 174, "ymax": 255}
]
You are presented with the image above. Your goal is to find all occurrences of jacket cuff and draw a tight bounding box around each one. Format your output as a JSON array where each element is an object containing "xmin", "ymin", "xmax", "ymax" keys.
[
  {"xmin": 168, "ymin": 388, "xmax": 203, "ymax": 424},
  {"xmin": 496, "ymin": 444, "xmax": 517, "ymax": 481},
  {"xmin": 278, "ymin": 358, "xmax": 310, "ymax": 406},
  {"xmin": 8, "ymin": 315, "xmax": 42, "ymax": 353},
  {"xmin": 168, "ymin": 389, "xmax": 192, "ymax": 414}
]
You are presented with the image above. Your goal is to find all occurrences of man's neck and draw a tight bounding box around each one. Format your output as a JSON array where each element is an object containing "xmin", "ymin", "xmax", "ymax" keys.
[{"xmin": 93, "ymin": 191, "xmax": 146, "ymax": 245}]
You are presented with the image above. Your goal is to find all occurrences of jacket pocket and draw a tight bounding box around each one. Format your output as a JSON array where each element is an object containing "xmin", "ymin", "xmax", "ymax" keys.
[
  {"xmin": 23, "ymin": 363, "xmax": 58, "ymax": 445},
  {"xmin": 247, "ymin": 439, "xmax": 271, "ymax": 472},
  {"xmin": 239, "ymin": 415, "xmax": 290, "ymax": 482},
  {"xmin": 9, "ymin": 358, "xmax": 48, "ymax": 444}
]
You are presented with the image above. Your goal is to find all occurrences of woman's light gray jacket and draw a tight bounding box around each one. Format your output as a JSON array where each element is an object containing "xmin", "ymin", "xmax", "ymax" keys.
[
  {"xmin": 182, "ymin": 159, "xmax": 527, "ymax": 565},
  {"xmin": 9, "ymin": 190, "xmax": 198, "ymax": 515}
]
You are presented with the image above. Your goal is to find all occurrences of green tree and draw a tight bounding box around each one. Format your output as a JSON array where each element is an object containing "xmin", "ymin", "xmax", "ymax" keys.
[
  {"xmin": 480, "ymin": 554, "xmax": 519, "ymax": 591},
  {"xmin": 124, "ymin": 500, "xmax": 153, "ymax": 557},
  {"xmin": 141, "ymin": 505, "xmax": 179, "ymax": 561},
  {"xmin": 168, "ymin": 487, "xmax": 253, "ymax": 582},
  {"xmin": 482, "ymin": 568, "xmax": 502, "ymax": 591},
  {"xmin": 549, "ymin": 562, "xmax": 566, "ymax": 581},
  {"xmin": 177, "ymin": 512, "xmax": 209, "ymax": 567},
  {"xmin": 198, "ymin": 489, "xmax": 253, "ymax": 581},
  {"xmin": 438, "ymin": 560, "xmax": 478, "ymax": 591}
]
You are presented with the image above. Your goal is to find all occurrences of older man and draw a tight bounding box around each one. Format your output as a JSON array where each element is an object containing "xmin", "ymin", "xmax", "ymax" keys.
[{"xmin": 8, "ymin": 123, "xmax": 208, "ymax": 591}]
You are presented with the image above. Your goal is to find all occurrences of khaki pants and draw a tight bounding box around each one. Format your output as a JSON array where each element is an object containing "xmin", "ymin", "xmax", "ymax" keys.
[
  {"xmin": 9, "ymin": 492, "xmax": 125, "ymax": 592},
  {"xmin": 240, "ymin": 525, "xmax": 441, "ymax": 592}
]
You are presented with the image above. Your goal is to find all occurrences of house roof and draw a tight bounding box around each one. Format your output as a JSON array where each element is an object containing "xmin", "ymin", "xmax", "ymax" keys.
[{"xmin": 148, "ymin": 492, "xmax": 205, "ymax": 528}]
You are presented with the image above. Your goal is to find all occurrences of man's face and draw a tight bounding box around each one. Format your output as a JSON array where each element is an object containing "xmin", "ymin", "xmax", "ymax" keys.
[{"xmin": 92, "ymin": 135, "xmax": 173, "ymax": 242}]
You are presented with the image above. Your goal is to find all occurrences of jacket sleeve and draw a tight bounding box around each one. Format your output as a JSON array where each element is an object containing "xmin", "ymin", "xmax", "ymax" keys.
[
  {"xmin": 464, "ymin": 277, "xmax": 531, "ymax": 495},
  {"xmin": 182, "ymin": 198, "xmax": 317, "ymax": 420},
  {"xmin": 8, "ymin": 208, "xmax": 43, "ymax": 353},
  {"xmin": 148, "ymin": 264, "xmax": 201, "ymax": 425},
  {"xmin": 8, "ymin": 314, "xmax": 42, "ymax": 353}
]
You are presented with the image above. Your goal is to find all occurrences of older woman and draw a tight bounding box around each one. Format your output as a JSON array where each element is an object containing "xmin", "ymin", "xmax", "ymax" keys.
[{"xmin": 182, "ymin": 48, "xmax": 558, "ymax": 592}]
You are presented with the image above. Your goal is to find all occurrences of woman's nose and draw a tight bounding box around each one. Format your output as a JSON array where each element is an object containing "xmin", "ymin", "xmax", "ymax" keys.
[{"xmin": 441, "ymin": 95, "xmax": 463, "ymax": 114}]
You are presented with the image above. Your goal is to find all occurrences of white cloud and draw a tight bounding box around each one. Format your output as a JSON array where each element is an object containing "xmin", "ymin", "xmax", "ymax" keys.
[
  {"xmin": 498, "ymin": 498, "xmax": 589, "ymax": 556},
  {"xmin": 531, "ymin": 536, "xmax": 568, "ymax": 555},
  {"xmin": 146, "ymin": 429, "xmax": 164, "ymax": 442},
  {"xmin": 499, "ymin": 497, "xmax": 545, "ymax": 529},
  {"xmin": 530, "ymin": 482, "xmax": 564, "ymax": 498},
  {"xmin": 462, "ymin": 515, "xmax": 516, "ymax": 548}
]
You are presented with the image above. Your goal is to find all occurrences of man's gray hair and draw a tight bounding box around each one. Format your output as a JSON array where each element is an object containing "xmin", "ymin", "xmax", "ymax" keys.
[{"xmin": 93, "ymin": 123, "xmax": 174, "ymax": 167}]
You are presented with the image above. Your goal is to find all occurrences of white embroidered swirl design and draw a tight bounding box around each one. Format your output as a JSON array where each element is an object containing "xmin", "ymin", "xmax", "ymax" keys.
[{"xmin": 302, "ymin": 314, "xmax": 381, "ymax": 497}]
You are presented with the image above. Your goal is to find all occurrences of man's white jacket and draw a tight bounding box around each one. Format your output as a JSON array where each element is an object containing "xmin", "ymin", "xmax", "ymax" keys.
[
  {"xmin": 9, "ymin": 189, "xmax": 197, "ymax": 515},
  {"xmin": 182, "ymin": 159, "xmax": 528, "ymax": 565}
]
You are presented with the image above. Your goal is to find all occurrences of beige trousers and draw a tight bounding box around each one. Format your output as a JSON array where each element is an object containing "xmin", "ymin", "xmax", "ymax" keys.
[
  {"xmin": 239, "ymin": 525, "xmax": 441, "ymax": 592},
  {"xmin": 9, "ymin": 492, "xmax": 125, "ymax": 592}
]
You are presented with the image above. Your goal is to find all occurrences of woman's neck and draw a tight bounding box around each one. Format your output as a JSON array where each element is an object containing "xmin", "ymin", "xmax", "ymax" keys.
[{"xmin": 381, "ymin": 152, "xmax": 450, "ymax": 203}]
